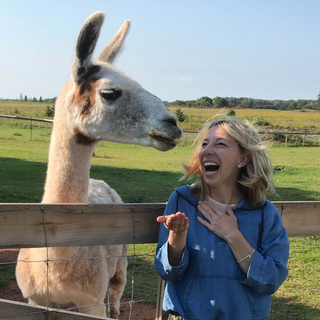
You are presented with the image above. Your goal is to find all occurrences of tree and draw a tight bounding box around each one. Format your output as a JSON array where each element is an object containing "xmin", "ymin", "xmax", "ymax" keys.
[
  {"xmin": 24, "ymin": 95, "xmax": 28, "ymax": 101},
  {"xmin": 175, "ymin": 107, "xmax": 185, "ymax": 122},
  {"xmin": 196, "ymin": 96, "xmax": 213, "ymax": 108},
  {"xmin": 212, "ymin": 96, "xmax": 228, "ymax": 109},
  {"xmin": 316, "ymin": 92, "xmax": 320, "ymax": 108},
  {"xmin": 44, "ymin": 105, "xmax": 55, "ymax": 117},
  {"xmin": 239, "ymin": 98, "xmax": 252, "ymax": 108},
  {"xmin": 287, "ymin": 102, "xmax": 297, "ymax": 111},
  {"xmin": 32, "ymin": 97, "xmax": 38, "ymax": 102},
  {"xmin": 39, "ymin": 96, "xmax": 43, "ymax": 103}
]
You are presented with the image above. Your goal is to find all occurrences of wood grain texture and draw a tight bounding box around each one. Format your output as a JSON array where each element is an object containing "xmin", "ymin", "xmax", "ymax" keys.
[
  {"xmin": 274, "ymin": 201, "xmax": 320, "ymax": 237},
  {"xmin": 0, "ymin": 202, "xmax": 319, "ymax": 249},
  {"xmin": 0, "ymin": 203, "xmax": 165, "ymax": 248},
  {"xmin": 0, "ymin": 298, "xmax": 111, "ymax": 319}
]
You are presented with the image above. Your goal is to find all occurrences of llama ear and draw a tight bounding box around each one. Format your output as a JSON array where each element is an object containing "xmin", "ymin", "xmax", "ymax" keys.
[
  {"xmin": 72, "ymin": 12, "xmax": 104, "ymax": 83},
  {"xmin": 97, "ymin": 19, "xmax": 130, "ymax": 64}
]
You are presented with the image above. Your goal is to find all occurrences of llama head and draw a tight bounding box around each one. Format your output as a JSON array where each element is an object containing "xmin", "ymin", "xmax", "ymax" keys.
[{"xmin": 61, "ymin": 12, "xmax": 182, "ymax": 151}]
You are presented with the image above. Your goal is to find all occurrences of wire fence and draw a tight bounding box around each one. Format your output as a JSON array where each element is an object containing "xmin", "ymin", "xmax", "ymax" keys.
[
  {"xmin": 0, "ymin": 203, "xmax": 319, "ymax": 319},
  {"xmin": 0, "ymin": 116, "xmax": 320, "ymax": 318},
  {"xmin": 1, "ymin": 115, "xmax": 320, "ymax": 147},
  {"xmin": 0, "ymin": 203, "xmax": 166, "ymax": 320}
]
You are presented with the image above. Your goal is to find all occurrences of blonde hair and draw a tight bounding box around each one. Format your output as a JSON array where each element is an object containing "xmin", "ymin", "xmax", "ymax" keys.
[{"xmin": 183, "ymin": 116, "xmax": 275, "ymax": 207}]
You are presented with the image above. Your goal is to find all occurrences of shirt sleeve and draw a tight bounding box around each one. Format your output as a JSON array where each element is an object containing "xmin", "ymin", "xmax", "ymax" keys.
[
  {"xmin": 154, "ymin": 191, "xmax": 190, "ymax": 282},
  {"xmin": 241, "ymin": 203, "xmax": 290, "ymax": 295}
]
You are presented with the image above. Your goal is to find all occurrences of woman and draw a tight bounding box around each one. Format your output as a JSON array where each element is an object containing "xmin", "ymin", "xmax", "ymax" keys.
[{"xmin": 154, "ymin": 116, "xmax": 289, "ymax": 320}]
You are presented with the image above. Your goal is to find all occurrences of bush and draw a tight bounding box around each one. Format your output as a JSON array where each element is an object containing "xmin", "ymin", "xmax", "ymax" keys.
[
  {"xmin": 255, "ymin": 116, "xmax": 270, "ymax": 126},
  {"xmin": 44, "ymin": 105, "xmax": 55, "ymax": 117},
  {"xmin": 227, "ymin": 109, "xmax": 236, "ymax": 116}
]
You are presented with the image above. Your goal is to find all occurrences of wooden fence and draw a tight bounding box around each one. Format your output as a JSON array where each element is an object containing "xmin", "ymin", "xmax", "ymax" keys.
[{"xmin": 0, "ymin": 201, "xmax": 319, "ymax": 319}]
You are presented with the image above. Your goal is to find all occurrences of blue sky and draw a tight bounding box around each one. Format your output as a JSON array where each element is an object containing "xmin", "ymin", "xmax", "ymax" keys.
[{"xmin": 1, "ymin": 0, "xmax": 320, "ymax": 102}]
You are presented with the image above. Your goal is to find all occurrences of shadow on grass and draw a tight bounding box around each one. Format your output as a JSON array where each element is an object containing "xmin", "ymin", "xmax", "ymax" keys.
[
  {"xmin": 0, "ymin": 157, "xmax": 185, "ymax": 203},
  {"xmin": 271, "ymin": 187, "xmax": 320, "ymax": 202},
  {"xmin": 1, "ymin": 157, "xmax": 320, "ymax": 203},
  {"xmin": 270, "ymin": 295, "xmax": 320, "ymax": 320}
]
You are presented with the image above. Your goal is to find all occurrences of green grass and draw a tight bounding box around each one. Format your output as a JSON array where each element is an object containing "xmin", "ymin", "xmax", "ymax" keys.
[
  {"xmin": 0, "ymin": 124, "xmax": 320, "ymax": 318},
  {"xmin": 0, "ymin": 264, "xmax": 16, "ymax": 288},
  {"xmin": 0, "ymin": 100, "xmax": 52, "ymax": 119}
]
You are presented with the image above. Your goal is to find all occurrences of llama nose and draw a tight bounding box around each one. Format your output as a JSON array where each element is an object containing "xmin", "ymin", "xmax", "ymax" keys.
[
  {"xmin": 163, "ymin": 116, "xmax": 178, "ymax": 127},
  {"xmin": 162, "ymin": 117, "xmax": 183, "ymax": 139}
]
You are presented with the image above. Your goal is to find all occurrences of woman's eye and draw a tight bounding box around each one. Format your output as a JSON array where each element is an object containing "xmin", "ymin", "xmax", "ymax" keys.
[
  {"xmin": 218, "ymin": 142, "xmax": 226, "ymax": 146},
  {"xmin": 201, "ymin": 142, "xmax": 207, "ymax": 147},
  {"xmin": 100, "ymin": 90, "xmax": 122, "ymax": 101}
]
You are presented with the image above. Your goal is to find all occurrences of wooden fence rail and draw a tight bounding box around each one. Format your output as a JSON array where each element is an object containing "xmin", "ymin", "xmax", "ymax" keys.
[
  {"xmin": 0, "ymin": 201, "xmax": 319, "ymax": 319},
  {"xmin": 0, "ymin": 202, "xmax": 319, "ymax": 249}
]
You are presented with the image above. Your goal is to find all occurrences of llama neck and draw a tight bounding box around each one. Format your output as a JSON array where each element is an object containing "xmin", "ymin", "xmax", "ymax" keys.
[{"xmin": 42, "ymin": 124, "xmax": 95, "ymax": 204}]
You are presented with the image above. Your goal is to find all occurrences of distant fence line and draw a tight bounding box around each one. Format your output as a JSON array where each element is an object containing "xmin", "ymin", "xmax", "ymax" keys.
[
  {"xmin": 0, "ymin": 115, "xmax": 53, "ymax": 123},
  {"xmin": 184, "ymin": 130, "xmax": 320, "ymax": 136},
  {"xmin": 1, "ymin": 115, "xmax": 320, "ymax": 146}
]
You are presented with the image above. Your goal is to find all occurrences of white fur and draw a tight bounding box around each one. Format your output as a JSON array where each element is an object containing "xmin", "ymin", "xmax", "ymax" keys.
[{"xmin": 16, "ymin": 12, "xmax": 182, "ymax": 319}]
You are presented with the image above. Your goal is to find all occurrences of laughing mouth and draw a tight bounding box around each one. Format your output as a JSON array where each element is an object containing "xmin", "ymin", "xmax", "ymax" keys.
[{"xmin": 204, "ymin": 161, "xmax": 220, "ymax": 174}]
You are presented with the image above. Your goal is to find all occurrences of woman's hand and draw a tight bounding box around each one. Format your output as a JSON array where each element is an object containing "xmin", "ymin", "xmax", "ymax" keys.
[
  {"xmin": 197, "ymin": 201, "xmax": 240, "ymax": 242},
  {"xmin": 157, "ymin": 212, "xmax": 189, "ymax": 266},
  {"xmin": 157, "ymin": 212, "xmax": 189, "ymax": 235}
]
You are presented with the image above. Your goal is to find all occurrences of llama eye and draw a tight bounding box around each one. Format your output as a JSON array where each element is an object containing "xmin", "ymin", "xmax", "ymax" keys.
[{"xmin": 100, "ymin": 89, "xmax": 122, "ymax": 101}]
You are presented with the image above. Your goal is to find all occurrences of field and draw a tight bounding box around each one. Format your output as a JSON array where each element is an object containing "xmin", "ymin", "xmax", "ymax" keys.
[
  {"xmin": 0, "ymin": 102, "xmax": 320, "ymax": 319},
  {"xmin": 1, "ymin": 100, "xmax": 320, "ymax": 132},
  {"xmin": 167, "ymin": 106, "xmax": 320, "ymax": 133}
]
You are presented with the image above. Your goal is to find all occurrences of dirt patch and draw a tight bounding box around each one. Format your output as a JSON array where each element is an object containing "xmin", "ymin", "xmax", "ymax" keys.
[
  {"xmin": 0, "ymin": 249, "xmax": 158, "ymax": 319},
  {"xmin": 0, "ymin": 249, "xmax": 20, "ymax": 262}
]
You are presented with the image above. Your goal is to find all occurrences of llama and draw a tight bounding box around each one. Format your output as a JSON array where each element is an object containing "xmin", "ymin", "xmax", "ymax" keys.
[{"xmin": 16, "ymin": 12, "xmax": 182, "ymax": 319}]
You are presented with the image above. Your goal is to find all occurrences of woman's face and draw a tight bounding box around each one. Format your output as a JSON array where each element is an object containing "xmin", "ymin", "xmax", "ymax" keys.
[{"xmin": 198, "ymin": 125, "xmax": 246, "ymax": 192}]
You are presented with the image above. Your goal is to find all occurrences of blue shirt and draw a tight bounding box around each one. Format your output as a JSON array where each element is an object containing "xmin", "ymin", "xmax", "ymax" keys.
[{"xmin": 155, "ymin": 185, "xmax": 289, "ymax": 320}]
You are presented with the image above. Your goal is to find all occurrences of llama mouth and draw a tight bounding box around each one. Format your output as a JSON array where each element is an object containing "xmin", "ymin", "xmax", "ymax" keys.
[
  {"xmin": 148, "ymin": 131, "xmax": 178, "ymax": 151},
  {"xmin": 204, "ymin": 161, "xmax": 220, "ymax": 174}
]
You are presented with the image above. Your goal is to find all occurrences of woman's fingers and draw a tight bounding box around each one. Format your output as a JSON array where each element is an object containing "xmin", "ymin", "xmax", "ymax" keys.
[
  {"xmin": 197, "ymin": 216, "xmax": 212, "ymax": 230},
  {"xmin": 157, "ymin": 212, "xmax": 188, "ymax": 231},
  {"xmin": 183, "ymin": 217, "xmax": 189, "ymax": 229},
  {"xmin": 199, "ymin": 201, "xmax": 222, "ymax": 216},
  {"xmin": 197, "ymin": 203, "xmax": 213, "ymax": 221},
  {"xmin": 157, "ymin": 216, "xmax": 167, "ymax": 223}
]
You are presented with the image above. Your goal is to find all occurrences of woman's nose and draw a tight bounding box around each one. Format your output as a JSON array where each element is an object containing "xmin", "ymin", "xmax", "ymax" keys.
[{"xmin": 204, "ymin": 145, "xmax": 215, "ymax": 156}]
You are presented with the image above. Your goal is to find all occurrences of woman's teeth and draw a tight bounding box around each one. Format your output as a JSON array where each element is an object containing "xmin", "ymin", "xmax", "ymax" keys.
[{"xmin": 204, "ymin": 162, "xmax": 220, "ymax": 174}]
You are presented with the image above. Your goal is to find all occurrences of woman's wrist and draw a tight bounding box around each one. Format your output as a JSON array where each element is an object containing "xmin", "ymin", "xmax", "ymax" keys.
[
  {"xmin": 168, "ymin": 230, "xmax": 187, "ymax": 266},
  {"xmin": 169, "ymin": 229, "xmax": 187, "ymax": 250},
  {"xmin": 225, "ymin": 229, "xmax": 242, "ymax": 244}
]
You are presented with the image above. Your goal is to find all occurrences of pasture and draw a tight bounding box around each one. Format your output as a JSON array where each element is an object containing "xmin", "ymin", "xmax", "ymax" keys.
[
  {"xmin": 0, "ymin": 105, "xmax": 320, "ymax": 319},
  {"xmin": 167, "ymin": 106, "xmax": 320, "ymax": 133},
  {"xmin": 1, "ymin": 100, "xmax": 320, "ymax": 132}
]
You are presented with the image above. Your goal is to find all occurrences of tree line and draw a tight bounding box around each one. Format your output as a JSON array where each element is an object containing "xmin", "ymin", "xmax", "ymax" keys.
[
  {"xmin": 165, "ymin": 94, "xmax": 320, "ymax": 111},
  {"xmin": 16, "ymin": 93, "xmax": 57, "ymax": 104}
]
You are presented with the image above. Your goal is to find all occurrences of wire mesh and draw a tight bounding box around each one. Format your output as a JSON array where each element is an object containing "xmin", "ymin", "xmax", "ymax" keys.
[
  {"xmin": 0, "ymin": 204, "xmax": 319, "ymax": 319},
  {"xmin": 0, "ymin": 205, "xmax": 165, "ymax": 319}
]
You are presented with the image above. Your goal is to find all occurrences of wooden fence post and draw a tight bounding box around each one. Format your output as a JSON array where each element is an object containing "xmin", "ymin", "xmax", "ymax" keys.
[{"xmin": 155, "ymin": 278, "xmax": 166, "ymax": 320}]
